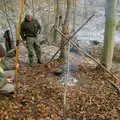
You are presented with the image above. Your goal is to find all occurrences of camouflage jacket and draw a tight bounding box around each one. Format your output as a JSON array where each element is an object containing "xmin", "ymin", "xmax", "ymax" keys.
[{"xmin": 20, "ymin": 19, "xmax": 41, "ymax": 41}]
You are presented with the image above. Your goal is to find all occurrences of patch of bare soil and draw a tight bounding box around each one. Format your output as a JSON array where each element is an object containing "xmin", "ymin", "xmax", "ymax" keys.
[{"xmin": 0, "ymin": 62, "xmax": 120, "ymax": 120}]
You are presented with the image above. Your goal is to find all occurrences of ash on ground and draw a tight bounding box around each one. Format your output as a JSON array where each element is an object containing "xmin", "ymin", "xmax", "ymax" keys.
[{"xmin": 59, "ymin": 74, "xmax": 78, "ymax": 86}]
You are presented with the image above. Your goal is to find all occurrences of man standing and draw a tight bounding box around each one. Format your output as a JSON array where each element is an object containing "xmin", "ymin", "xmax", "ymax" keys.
[
  {"xmin": 20, "ymin": 14, "xmax": 41, "ymax": 66},
  {"xmin": 3, "ymin": 30, "xmax": 12, "ymax": 52}
]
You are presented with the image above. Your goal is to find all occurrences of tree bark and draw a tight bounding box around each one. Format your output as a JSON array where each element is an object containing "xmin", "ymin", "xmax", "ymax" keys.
[
  {"xmin": 60, "ymin": 0, "xmax": 71, "ymax": 60},
  {"xmin": 31, "ymin": 0, "xmax": 35, "ymax": 17},
  {"xmin": 48, "ymin": 0, "xmax": 50, "ymax": 29},
  {"xmin": 72, "ymin": 0, "xmax": 76, "ymax": 32},
  {"xmin": 53, "ymin": 0, "xmax": 59, "ymax": 42},
  {"xmin": 16, "ymin": 0, "xmax": 26, "ymax": 72},
  {"xmin": 102, "ymin": 0, "xmax": 117, "ymax": 70}
]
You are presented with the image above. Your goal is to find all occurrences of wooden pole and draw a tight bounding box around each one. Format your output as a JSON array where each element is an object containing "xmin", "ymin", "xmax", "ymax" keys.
[{"xmin": 16, "ymin": 0, "xmax": 26, "ymax": 72}]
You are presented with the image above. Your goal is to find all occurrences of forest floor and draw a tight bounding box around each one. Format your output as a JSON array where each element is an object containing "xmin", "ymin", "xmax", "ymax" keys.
[{"xmin": 0, "ymin": 59, "xmax": 120, "ymax": 120}]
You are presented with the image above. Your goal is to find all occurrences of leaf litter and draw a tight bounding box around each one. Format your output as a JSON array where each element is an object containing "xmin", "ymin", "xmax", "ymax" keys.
[{"xmin": 0, "ymin": 62, "xmax": 120, "ymax": 120}]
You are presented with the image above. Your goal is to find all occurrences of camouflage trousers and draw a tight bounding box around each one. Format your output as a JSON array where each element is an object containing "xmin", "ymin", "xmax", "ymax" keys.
[{"xmin": 26, "ymin": 37, "xmax": 41, "ymax": 66}]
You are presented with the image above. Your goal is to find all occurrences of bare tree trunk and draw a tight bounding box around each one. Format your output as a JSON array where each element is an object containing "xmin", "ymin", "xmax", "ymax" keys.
[
  {"xmin": 72, "ymin": 0, "xmax": 76, "ymax": 32},
  {"xmin": 102, "ymin": 0, "xmax": 117, "ymax": 70},
  {"xmin": 16, "ymin": 0, "xmax": 26, "ymax": 72},
  {"xmin": 62, "ymin": 1, "xmax": 71, "ymax": 118},
  {"xmin": 84, "ymin": 0, "xmax": 87, "ymax": 19},
  {"xmin": 60, "ymin": 0, "xmax": 71, "ymax": 60},
  {"xmin": 31, "ymin": 0, "xmax": 35, "ymax": 17},
  {"xmin": 53, "ymin": 0, "xmax": 59, "ymax": 42}
]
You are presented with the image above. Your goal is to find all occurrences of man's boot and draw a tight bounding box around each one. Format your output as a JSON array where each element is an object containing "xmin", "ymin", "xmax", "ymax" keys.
[
  {"xmin": 29, "ymin": 57, "xmax": 33, "ymax": 67},
  {"xmin": 37, "ymin": 59, "xmax": 42, "ymax": 64}
]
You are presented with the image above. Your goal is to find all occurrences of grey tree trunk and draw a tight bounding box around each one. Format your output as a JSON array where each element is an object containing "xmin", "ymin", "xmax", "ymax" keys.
[
  {"xmin": 53, "ymin": 0, "xmax": 59, "ymax": 42},
  {"xmin": 60, "ymin": 0, "xmax": 71, "ymax": 60},
  {"xmin": 102, "ymin": 0, "xmax": 117, "ymax": 70},
  {"xmin": 72, "ymin": 0, "xmax": 76, "ymax": 32},
  {"xmin": 32, "ymin": 0, "xmax": 35, "ymax": 17}
]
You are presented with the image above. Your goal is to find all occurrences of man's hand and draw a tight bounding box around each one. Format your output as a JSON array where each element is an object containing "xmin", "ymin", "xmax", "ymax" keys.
[
  {"xmin": 6, "ymin": 77, "xmax": 14, "ymax": 83},
  {"xmin": 20, "ymin": 39, "xmax": 26, "ymax": 46},
  {"xmin": 23, "ymin": 41, "xmax": 26, "ymax": 45},
  {"xmin": 38, "ymin": 30, "xmax": 41, "ymax": 34}
]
